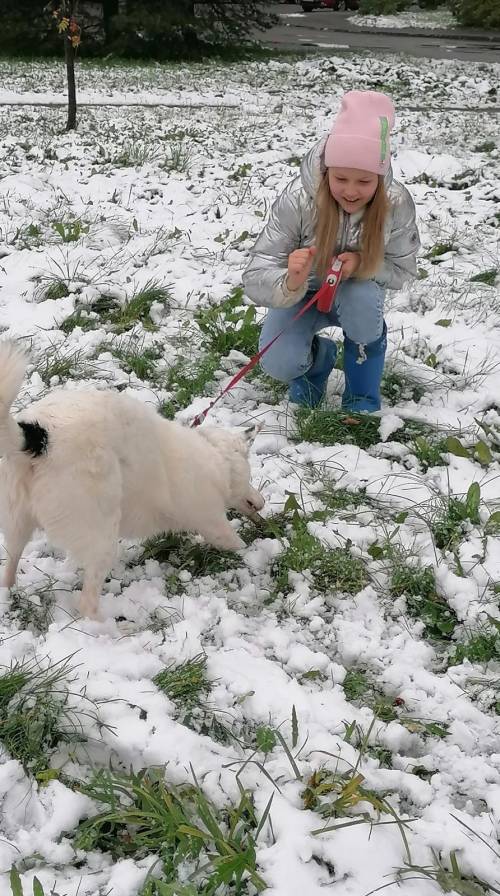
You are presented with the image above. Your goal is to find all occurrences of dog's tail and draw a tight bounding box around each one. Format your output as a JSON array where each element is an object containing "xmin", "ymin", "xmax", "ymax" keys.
[{"xmin": 0, "ymin": 341, "xmax": 28, "ymax": 456}]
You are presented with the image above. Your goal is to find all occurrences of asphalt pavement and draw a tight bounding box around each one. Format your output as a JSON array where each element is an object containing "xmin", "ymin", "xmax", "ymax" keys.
[{"xmin": 262, "ymin": 4, "xmax": 500, "ymax": 63}]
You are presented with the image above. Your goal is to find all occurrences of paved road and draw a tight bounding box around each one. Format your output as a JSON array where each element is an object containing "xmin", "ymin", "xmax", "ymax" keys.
[{"xmin": 263, "ymin": 4, "xmax": 500, "ymax": 63}]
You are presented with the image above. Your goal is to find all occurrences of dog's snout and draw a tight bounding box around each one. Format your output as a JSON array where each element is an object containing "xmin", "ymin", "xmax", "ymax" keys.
[{"xmin": 246, "ymin": 490, "xmax": 265, "ymax": 512}]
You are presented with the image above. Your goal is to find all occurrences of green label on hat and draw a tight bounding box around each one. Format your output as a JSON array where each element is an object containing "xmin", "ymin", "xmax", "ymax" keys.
[{"xmin": 379, "ymin": 116, "xmax": 389, "ymax": 164}]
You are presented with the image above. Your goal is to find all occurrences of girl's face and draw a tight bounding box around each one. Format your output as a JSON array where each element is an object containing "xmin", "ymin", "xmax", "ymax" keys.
[{"xmin": 328, "ymin": 167, "xmax": 379, "ymax": 213}]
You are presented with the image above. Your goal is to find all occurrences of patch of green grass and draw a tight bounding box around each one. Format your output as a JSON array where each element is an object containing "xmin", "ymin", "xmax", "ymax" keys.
[
  {"xmin": 271, "ymin": 519, "xmax": 367, "ymax": 596},
  {"xmin": 450, "ymin": 169, "xmax": 480, "ymax": 190},
  {"xmin": 343, "ymin": 669, "xmax": 398, "ymax": 722},
  {"xmin": 395, "ymin": 848, "xmax": 496, "ymax": 896},
  {"xmin": 367, "ymin": 746, "xmax": 393, "ymax": 768},
  {"xmin": 342, "ymin": 669, "xmax": 449, "ymax": 737},
  {"xmin": 238, "ymin": 512, "xmax": 290, "ymax": 544},
  {"xmin": 381, "ymin": 369, "xmax": 426, "ymax": 405},
  {"xmin": 60, "ymin": 294, "xmax": 121, "ymax": 334},
  {"xmin": 51, "ymin": 218, "xmax": 89, "ymax": 243},
  {"xmin": 448, "ymin": 628, "xmax": 500, "ymax": 667},
  {"xmin": 61, "ymin": 284, "xmax": 171, "ymax": 335},
  {"xmin": 0, "ymin": 656, "xmax": 87, "ymax": 778},
  {"xmin": 154, "ymin": 656, "xmax": 210, "ymax": 711},
  {"xmin": 390, "ymin": 563, "xmax": 457, "ymax": 640},
  {"xmin": 74, "ymin": 768, "xmax": 268, "ymax": 894},
  {"xmin": 107, "ymin": 280, "xmax": 171, "ymax": 333},
  {"xmin": 104, "ymin": 340, "xmax": 162, "ymax": 380},
  {"xmin": 230, "ymin": 163, "xmax": 252, "ymax": 181},
  {"xmin": 315, "ymin": 486, "xmax": 368, "ymax": 515},
  {"xmin": 342, "ymin": 668, "xmax": 370, "ymax": 702},
  {"xmin": 302, "ymin": 765, "xmax": 394, "ymax": 823},
  {"xmin": 8, "ymin": 584, "xmax": 55, "ymax": 635},
  {"xmin": 161, "ymin": 142, "xmax": 191, "ymax": 173},
  {"xmin": 60, "ymin": 306, "xmax": 100, "ymax": 334},
  {"xmin": 110, "ymin": 140, "xmax": 162, "ymax": 168},
  {"xmin": 469, "ymin": 268, "xmax": 497, "ymax": 286},
  {"xmin": 9, "ymin": 867, "xmax": 51, "ymax": 896},
  {"xmin": 158, "ymin": 400, "xmax": 176, "ymax": 420},
  {"xmin": 410, "ymin": 435, "xmax": 449, "ymax": 471},
  {"xmin": 293, "ymin": 408, "xmax": 381, "ymax": 449},
  {"xmin": 36, "ymin": 346, "xmax": 92, "ymax": 385},
  {"xmin": 13, "ymin": 221, "xmax": 44, "ymax": 249},
  {"xmin": 195, "ymin": 288, "xmax": 259, "ymax": 357},
  {"xmin": 387, "ymin": 420, "xmax": 451, "ymax": 468},
  {"xmin": 41, "ymin": 278, "xmax": 70, "ymax": 302},
  {"xmin": 425, "ymin": 242, "xmax": 457, "ymax": 261},
  {"xmin": 432, "ymin": 484, "xmax": 481, "ymax": 551},
  {"xmin": 475, "ymin": 140, "xmax": 495, "ymax": 152},
  {"xmin": 163, "ymin": 354, "xmax": 220, "ymax": 412},
  {"xmin": 140, "ymin": 532, "xmax": 239, "ymax": 581}
]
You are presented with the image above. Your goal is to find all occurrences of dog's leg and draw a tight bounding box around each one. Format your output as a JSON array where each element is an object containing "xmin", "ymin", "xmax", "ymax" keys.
[
  {"xmin": 0, "ymin": 458, "xmax": 34, "ymax": 589},
  {"xmin": 34, "ymin": 456, "xmax": 122, "ymax": 620},
  {"xmin": 77, "ymin": 528, "xmax": 119, "ymax": 620},
  {"xmin": 75, "ymin": 528, "xmax": 120, "ymax": 620},
  {"xmin": 3, "ymin": 515, "xmax": 35, "ymax": 588},
  {"xmin": 79, "ymin": 564, "xmax": 109, "ymax": 620}
]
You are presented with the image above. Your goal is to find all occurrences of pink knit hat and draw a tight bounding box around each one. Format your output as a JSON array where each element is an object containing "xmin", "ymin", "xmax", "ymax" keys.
[{"xmin": 324, "ymin": 90, "xmax": 395, "ymax": 176}]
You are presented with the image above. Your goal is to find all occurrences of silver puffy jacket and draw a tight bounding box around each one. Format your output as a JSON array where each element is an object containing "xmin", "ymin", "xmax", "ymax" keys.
[{"xmin": 242, "ymin": 136, "xmax": 420, "ymax": 309}]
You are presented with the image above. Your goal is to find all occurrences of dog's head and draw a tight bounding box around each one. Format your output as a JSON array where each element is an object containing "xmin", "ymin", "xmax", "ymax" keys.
[{"xmin": 199, "ymin": 423, "xmax": 265, "ymax": 518}]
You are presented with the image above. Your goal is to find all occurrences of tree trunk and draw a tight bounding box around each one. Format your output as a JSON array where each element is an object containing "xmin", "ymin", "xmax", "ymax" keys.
[{"xmin": 64, "ymin": 32, "xmax": 77, "ymax": 130}]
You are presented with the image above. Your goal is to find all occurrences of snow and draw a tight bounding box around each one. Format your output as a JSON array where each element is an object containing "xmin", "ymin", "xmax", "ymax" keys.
[
  {"xmin": 349, "ymin": 5, "xmax": 457, "ymax": 31},
  {"xmin": 0, "ymin": 49, "xmax": 499, "ymax": 896}
]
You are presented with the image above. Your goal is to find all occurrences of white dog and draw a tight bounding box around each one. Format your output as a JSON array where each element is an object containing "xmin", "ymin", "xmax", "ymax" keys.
[{"xmin": 0, "ymin": 342, "xmax": 264, "ymax": 618}]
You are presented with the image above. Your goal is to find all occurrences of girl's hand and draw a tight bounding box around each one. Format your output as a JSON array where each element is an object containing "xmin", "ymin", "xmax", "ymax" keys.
[
  {"xmin": 337, "ymin": 251, "xmax": 361, "ymax": 279},
  {"xmin": 286, "ymin": 246, "xmax": 317, "ymax": 291}
]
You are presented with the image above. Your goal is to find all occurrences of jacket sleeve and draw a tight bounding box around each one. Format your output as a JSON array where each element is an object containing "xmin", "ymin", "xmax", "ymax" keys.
[
  {"xmin": 242, "ymin": 179, "xmax": 309, "ymax": 309},
  {"xmin": 376, "ymin": 186, "xmax": 420, "ymax": 290}
]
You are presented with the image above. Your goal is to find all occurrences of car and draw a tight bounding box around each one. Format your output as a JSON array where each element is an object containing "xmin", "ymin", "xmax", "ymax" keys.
[{"xmin": 301, "ymin": 0, "xmax": 359, "ymax": 10}]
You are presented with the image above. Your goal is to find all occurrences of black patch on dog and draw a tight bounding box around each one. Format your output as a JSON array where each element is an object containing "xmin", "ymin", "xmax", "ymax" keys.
[{"xmin": 18, "ymin": 421, "xmax": 49, "ymax": 457}]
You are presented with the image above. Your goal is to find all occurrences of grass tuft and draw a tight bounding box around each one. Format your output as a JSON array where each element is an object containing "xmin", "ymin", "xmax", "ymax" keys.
[
  {"xmin": 432, "ymin": 487, "xmax": 480, "ymax": 551},
  {"xmin": 469, "ymin": 268, "xmax": 497, "ymax": 286},
  {"xmin": 390, "ymin": 563, "xmax": 457, "ymax": 640},
  {"xmin": 195, "ymin": 288, "xmax": 259, "ymax": 357},
  {"xmin": 108, "ymin": 280, "xmax": 171, "ymax": 333},
  {"xmin": 153, "ymin": 656, "xmax": 210, "ymax": 711},
  {"xmin": 272, "ymin": 518, "xmax": 367, "ymax": 596},
  {"xmin": 381, "ymin": 369, "xmax": 426, "ymax": 405},
  {"xmin": 35, "ymin": 346, "xmax": 96, "ymax": 385},
  {"xmin": 448, "ymin": 626, "xmax": 500, "ymax": 667},
  {"xmin": 162, "ymin": 354, "xmax": 220, "ymax": 414},
  {"xmin": 74, "ymin": 768, "xmax": 268, "ymax": 894},
  {"xmin": 0, "ymin": 655, "xmax": 87, "ymax": 778},
  {"xmin": 103, "ymin": 339, "xmax": 162, "ymax": 380},
  {"xmin": 140, "ymin": 532, "xmax": 239, "ymax": 581},
  {"xmin": 293, "ymin": 408, "xmax": 381, "ymax": 449}
]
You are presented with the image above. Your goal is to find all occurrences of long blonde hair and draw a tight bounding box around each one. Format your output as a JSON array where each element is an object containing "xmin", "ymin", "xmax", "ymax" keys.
[{"xmin": 314, "ymin": 172, "xmax": 389, "ymax": 281}]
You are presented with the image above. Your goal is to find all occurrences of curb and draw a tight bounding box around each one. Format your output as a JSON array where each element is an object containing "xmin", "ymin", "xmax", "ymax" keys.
[
  {"xmin": 278, "ymin": 11, "xmax": 500, "ymax": 42},
  {"xmin": 335, "ymin": 23, "xmax": 500, "ymax": 42}
]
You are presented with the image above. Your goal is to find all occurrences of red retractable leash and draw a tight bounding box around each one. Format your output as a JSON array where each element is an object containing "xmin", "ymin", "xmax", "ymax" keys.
[{"xmin": 191, "ymin": 257, "xmax": 343, "ymax": 427}]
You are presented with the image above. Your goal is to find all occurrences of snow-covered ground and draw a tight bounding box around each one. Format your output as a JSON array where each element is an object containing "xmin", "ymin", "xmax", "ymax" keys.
[
  {"xmin": 349, "ymin": 6, "xmax": 457, "ymax": 31},
  {"xmin": 0, "ymin": 51, "xmax": 499, "ymax": 896}
]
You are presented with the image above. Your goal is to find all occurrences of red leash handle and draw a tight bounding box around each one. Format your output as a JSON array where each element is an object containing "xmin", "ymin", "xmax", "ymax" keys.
[
  {"xmin": 191, "ymin": 258, "xmax": 343, "ymax": 427},
  {"xmin": 315, "ymin": 257, "xmax": 343, "ymax": 313}
]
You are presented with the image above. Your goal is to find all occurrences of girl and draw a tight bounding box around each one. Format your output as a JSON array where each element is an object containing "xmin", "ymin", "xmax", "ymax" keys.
[{"xmin": 242, "ymin": 90, "xmax": 420, "ymax": 412}]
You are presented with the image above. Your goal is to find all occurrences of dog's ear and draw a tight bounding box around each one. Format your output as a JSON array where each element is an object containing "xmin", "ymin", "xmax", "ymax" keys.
[{"xmin": 240, "ymin": 423, "xmax": 262, "ymax": 447}]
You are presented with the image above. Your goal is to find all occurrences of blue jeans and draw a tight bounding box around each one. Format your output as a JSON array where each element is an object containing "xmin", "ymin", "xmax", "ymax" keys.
[{"xmin": 259, "ymin": 279, "xmax": 385, "ymax": 381}]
